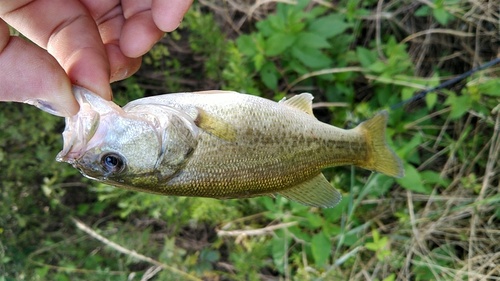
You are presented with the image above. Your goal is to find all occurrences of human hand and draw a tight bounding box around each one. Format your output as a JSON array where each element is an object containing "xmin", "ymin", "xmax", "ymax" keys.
[{"xmin": 0, "ymin": 0, "xmax": 192, "ymax": 117}]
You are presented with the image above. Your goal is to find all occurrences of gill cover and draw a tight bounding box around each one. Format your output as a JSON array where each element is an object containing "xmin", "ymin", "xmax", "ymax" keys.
[
  {"xmin": 123, "ymin": 102, "xmax": 200, "ymax": 177},
  {"xmin": 57, "ymin": 86, "xmax": 200, "ymax": 183}
]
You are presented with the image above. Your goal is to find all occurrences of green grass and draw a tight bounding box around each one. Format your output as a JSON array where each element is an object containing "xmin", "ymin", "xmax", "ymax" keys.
[{"xmin": 1, "ymin": 0, "xmax": 499, "ymax": 280}]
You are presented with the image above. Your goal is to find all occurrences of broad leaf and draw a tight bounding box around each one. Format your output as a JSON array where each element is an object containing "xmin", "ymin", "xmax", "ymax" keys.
[
  {"xmin": 309, "ymin": 14, "xmax": 351, "ymax": 38},
  {"xmin": 311, "ymin": 232, "xmax": 331, "ymax": 267},
  {"xmin": 265, "ymin": 33, "xmax": 296, "ymax": 56},
  {"xmin": 397, "ymin": 164, "xmax": 432, "ymax": 194}
]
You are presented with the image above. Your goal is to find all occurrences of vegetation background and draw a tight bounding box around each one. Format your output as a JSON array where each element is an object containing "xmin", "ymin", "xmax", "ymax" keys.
[{"xmin": 1, "ymin": 0, "xmax": 499, "ymax": 280}]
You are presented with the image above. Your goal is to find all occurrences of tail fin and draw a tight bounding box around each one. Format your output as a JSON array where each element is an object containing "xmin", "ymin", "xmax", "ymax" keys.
[{"xmin": 357, "ymin": 111, "xmax": 405, "ymax": 178}]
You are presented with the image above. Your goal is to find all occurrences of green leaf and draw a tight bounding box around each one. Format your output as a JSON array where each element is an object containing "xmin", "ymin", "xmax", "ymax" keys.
[
  {"xmin": 296, "ymin": 32, "xmax": 330, "ymax": 49},
  {"xmin": 236, "ymin": 35, "xmax": 257, "ymax": 56},
  {"xmin": 285, "ymin": 8, "xmax": 307, "ymax": 33},
  {"xmin": 311, "ymin": 232, "xmax": 331, "ymax": 266},
  {"xmin": 309, "ymin": 14, "xmax": 350, "ymax": 38},
  {"xmin": 477, "ymin": 79, "xmax": 500, "ymax": 97},
  {"xmin": 401, "ymin": 87, "xmax": 415, "ymax": 101},
  {"xmin": 291, "ymin": 46, "xmax": 332, "ymax": 68},
  {"xmin": 433, "ymin": 7, "xmax": 453, "ymax": 25},
  {"xmin": 256, "ymin": 17, "xmax": 274, "ymax": 36},
  {"xmin": 383, "ymin": 274, "xmax": 397, "ymax": 281},
  {"xmin": 265, "ymin": 33, "xmax": 296, "ymax": 56},
  {"xmin": 397, "ymin": 164, "xmax": 432, "ymax": 194},
  {"xmin": 268, "ymin": 13, "xmax": 288, "ymax": 33},
  {"xmin": 420, "ymin": 170, "xmax": 450, "ymax": 187},
  {"xmin": 200, "ymin": 249, "xmax": 220, "ymax": 263},
  {"xmin": 304, "ymin": 212, "xmax": 324, "ymax": 229},
  {"xmin": 288, "ymin": 226, "xmax": 312, "ymax": 242},
  {"xmin": 365, "ymin": 241, "xmax": 378, "ymax": 251},
  {"xmin": 323, "ymin": 194, "xmax": 350, "ymax": 223},
  {"xmin": 363, "ymin": 173, "xmax": 395, "ymax": 197},
  {"xmin": 272, "ymin": 237, "xmax": 288, "ymax": 273},
  {"xmin": 259, "ymin": 196, "xmax": 277, "ymax": 211},
  {"xmin": 373, "ymin": 229, "xmax": 380, "ymax": 241},
  {"xmin": 35, "ymin": 266, "xmax": 50, "ymax": 278},
  {"xmin": 288, "ymin": 59, "xmax": 309, "ymax": 75},
  {"xmin": 415, "ymin": 6, "xmax": 430, "ymax": 17},
  {"xmin": 368, "ymin": 61, "xmax": 387, "ymax": 73},
  {"xmin": 296, "ymin": 0, "xmax": 311, "ymax": 10},
  {"xmin": 425, "ymin": 92, "xmax": 437, "ymax": 110},
  {"xmin": 260, "ymin": 62, "xmax": 279, "ymax": 90},
  {"xmin": 356, "ymin": 47, "xmax": 377, "ymax": 68},
  {"xmin": 446, "ymin": 93, "xmax": 472, "ymax": 119},
  {"xmin": 396, "ymin": 134, "xmax": 422, "ymax": 159},
  {"xmin": 253, "ymin": 53, "xmax": 266, "ymax": 71}
]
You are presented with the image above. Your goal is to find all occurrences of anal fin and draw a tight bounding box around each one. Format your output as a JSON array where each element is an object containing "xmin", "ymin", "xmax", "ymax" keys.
[{"xmin": 276, "ymin": 174, "xmax": 342, "ymax": 208}]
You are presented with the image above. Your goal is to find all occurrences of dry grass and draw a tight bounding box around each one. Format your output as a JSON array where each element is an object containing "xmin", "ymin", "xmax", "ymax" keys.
[
  {"xmin": 345, "ymin": 99, "xmax": 500, "ymax": 279},
  {"xmin": 203, "ymin": 0, "xmax": 499, "ymax": 72}
]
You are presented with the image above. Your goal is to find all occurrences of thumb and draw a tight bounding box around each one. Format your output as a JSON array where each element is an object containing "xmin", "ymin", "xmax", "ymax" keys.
[{"xmin": 0, "ymin": 21, "xmax": 77, "ymax": 116}]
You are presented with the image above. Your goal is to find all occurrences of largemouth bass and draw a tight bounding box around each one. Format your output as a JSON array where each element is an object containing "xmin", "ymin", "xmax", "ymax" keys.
[{"xmin": 57, "ymin": 86, "xmax": 404, "ymax": 208}]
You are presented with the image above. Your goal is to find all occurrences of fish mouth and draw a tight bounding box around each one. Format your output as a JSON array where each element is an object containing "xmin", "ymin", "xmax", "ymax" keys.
[
  {"xmin": 70, "ymin": 155, "xmax": 105, "ymax": 180},
  {"xmin": 57, "ymin": 92, "xmax": 94, "ymax": 163},
  {"xmin": 57, "ymin": 86, "xmax": 119, "ymax": 164},
  {"xmin": 56, "ymin": 118, "xmax": 89, "ymax": 163}
]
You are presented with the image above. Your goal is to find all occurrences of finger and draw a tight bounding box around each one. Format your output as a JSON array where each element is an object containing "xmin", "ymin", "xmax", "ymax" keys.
[
  {"xmin": 0, "ymin": 0, "xmax": 112, "ymax": 100},
  {"xmin": 120, "ymin": 10, "xmax": 163, "ymax": 58},
  {"xmin": 80, "ymin": 0, "xmax": 142, "ymax": 81},
  {"xmin": 0, "ymin": 20, "xmax": 77, "ymax": 116},
  {"xmin": 120, "ymin": 0, "xmax": 163, "ymax": 58},
  {"xmin": 152, "ymin": 0, "xmax": 193, "ymax": 32},
  {"xmin": 106, "ymin": 42, "xmax": 142, "ymax": 82}
]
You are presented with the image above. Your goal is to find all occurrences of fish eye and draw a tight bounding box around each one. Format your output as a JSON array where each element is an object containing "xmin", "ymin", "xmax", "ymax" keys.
[{"xmin": 100, "ymin": 152, "xmax": 125, "ymax": 174}]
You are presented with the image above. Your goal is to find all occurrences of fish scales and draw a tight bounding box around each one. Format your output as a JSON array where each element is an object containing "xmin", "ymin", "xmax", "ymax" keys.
[
  {"xmin": 129, "ymin": 93, "xmax": 368, "ymax": 198},
  {"xmin": 57, "ymin": 86, "xmax": 404, "ymax": 208}
]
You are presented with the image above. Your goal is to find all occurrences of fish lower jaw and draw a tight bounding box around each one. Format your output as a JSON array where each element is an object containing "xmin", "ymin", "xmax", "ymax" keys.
[{"xmin": 56, "ymin": 151, "xmax": 82, "ymax": 164}]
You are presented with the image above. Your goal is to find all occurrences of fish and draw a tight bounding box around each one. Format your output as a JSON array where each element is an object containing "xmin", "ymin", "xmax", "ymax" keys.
[{"xmin": 57, "ymin": 86, "xmax": 404, "ymax": 208}]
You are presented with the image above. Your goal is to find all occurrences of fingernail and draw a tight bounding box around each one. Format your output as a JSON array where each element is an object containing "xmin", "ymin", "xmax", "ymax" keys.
[
  {"xmin": 110, "ymin": 67, "xmax": 129, "ymax": 82},
  {"xmin": 24, "ymin": 99, "xmax": 70, "ymax": 117}
]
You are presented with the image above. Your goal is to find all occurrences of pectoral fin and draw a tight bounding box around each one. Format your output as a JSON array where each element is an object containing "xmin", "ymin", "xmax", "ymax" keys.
[
  {"xmin": 195, "ymin": 107, "xmax": 237, "ymax": 141},
  {"xmin": 276, "ymin": 173, "xmax": 342, "ymax": 208}
]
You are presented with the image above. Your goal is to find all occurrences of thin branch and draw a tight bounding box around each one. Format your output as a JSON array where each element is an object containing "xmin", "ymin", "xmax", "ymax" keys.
[
  {"xmin": 248, "ymin": 0, "xmax": 297, "ymax": 17},
  {"xmin": 72, "ymin": 218, "xmax": 202, "ymax": 281},
  {"xmin": 217, "ymin": 221, "xmax": 298, "ymax": 237},
  {"xmin": 312, "ymin": 102, "xmax": 349, "ymax": 109},
  {"xmin": 286, "ymin": 67, "xmax": 365, "ymax": 92},
  {"xmin": 401, "ymin": 28, "xmax": 475, "ymax": 44}
]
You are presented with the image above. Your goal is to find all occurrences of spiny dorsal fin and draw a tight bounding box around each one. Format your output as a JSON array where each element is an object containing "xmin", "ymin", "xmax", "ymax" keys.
[
  {"xmin": 194, "ymin": 107, "xmax": 237, "ymax": 141},
  {"xmin": 279, "ymin": 93, "xmax": 314, "ymax": 115},
  {"xmin": 276, "ymin": 173, "xmax": 342, "ymax": 208}
]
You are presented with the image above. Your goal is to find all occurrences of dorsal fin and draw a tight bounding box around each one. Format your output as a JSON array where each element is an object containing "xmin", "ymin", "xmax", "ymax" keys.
[{"xmin": 279, "ymin": 93, "xmax": 314, "ymax": 115}]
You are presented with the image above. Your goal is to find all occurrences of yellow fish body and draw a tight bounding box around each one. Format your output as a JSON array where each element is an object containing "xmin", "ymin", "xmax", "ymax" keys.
[{"xmin": 57, "ymin": 86, "xmax": 404, "ymax": 208}]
